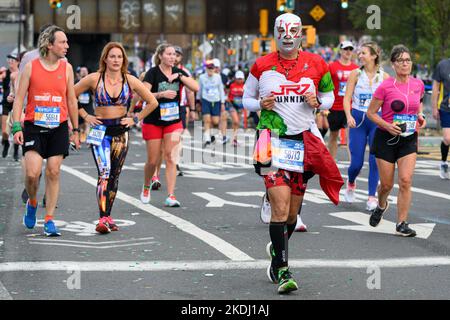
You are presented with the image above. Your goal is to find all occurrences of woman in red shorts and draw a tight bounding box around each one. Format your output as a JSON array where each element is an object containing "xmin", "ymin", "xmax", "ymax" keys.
[{"xmin": 141, "ymin": 43, "xmax": 198, "ymax": 207}]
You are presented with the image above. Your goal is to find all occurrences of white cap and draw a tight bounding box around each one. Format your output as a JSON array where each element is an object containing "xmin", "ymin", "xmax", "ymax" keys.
[
  {"xmin": 235, "ymin": 71, "xmax": 245, "ymax": 79},
  {"xmin": 212, "ymin": 58, "xmax": 221, "ymax": 68},
  {"xmin": 340, "ymin": 41, "xmax": 354, "ymax": 50},
  {"xmin": 222, "ymin": 67, "xmax": 231, "ymax": 76}
]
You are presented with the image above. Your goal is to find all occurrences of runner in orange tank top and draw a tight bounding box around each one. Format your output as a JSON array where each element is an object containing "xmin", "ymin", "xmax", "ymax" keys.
[{"xmin": 11, "ymin": 26, "xmax": 80, "ymax": 237}]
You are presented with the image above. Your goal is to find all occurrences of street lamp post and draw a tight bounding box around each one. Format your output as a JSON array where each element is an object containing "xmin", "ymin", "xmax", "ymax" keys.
[{"xmin": 17, "ymin": 0, "xmax": 23, "ymax": 55}]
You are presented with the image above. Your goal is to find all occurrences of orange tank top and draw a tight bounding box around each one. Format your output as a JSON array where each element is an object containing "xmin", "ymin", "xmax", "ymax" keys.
[{"xmin": 25, "ymin": 59, "xmax": 68, "ymax": 125}]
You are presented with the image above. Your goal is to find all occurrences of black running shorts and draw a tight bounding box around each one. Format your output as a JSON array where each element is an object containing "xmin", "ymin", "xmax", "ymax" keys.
[
  {"xmin": 370, "ymin": 128, "xmax": 417, "ymax": 164},
  {"xmin": 328, "ymin": 110, "xmax": 347, "ymax": 132},
  {"xmin": 23, "ymin": 121, "xmax": 69, "ymax": 159}
]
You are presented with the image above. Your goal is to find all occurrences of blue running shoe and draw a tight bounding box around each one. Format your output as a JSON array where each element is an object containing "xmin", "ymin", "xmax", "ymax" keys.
[
  {"xmin": 23, "ymin": 200, "xmax": 37, "ymax": 229},
  {"xmin": 44, "ymin": 220, "xmax": 61, "ymax": 237}
]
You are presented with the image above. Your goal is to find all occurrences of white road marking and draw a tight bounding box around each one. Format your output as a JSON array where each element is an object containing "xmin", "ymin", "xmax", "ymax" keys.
[
  {"xmin": 28, "ymin": 241, "xmax": 157, "ymax": 249},
  {"xmin": 0, "ymin": 281, "xmax": 13, "ymax": 300},
  {"xmin": 192, "ymin": 192, "xmax": 259, "ymax": 209},
  {"xmin": 341, "ymin": 174, "xmax": 450, "ymax": 201},
  {"xmin": 26, "ymin": 237, "xmax": 155, "ymax": 245},
  {"xmin": 2, "ymin": 257, "xmax": 450, "ymax": 272},
  {"xmin": 183, "ymin": 171, "xmax": 246, "ymax": 181},
  {"xmin": 325, "ymin": 211, "xmax": 436, "ymax": 240},
  {"xmin": 227, "ymin": 192, "xmax": 266, "ymax": 197},
  {"xmin": 60, "ymin": 165, "xmax": 253, "ymax": 261}
]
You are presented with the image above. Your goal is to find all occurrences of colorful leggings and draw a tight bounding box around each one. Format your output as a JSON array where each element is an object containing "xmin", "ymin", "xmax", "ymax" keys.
[
  {"xmin": 348, "ymin": 109, "xmax": 379, "ymax": 196},
  {"xmin": 91, "ymin": 131, "xmax": 129, "ymax": 217}
]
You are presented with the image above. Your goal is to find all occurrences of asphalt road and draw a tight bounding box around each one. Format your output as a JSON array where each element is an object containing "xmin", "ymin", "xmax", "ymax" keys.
[{"xmin": 0, "ymin": 126, "xmax": 449, "ymax": 302}]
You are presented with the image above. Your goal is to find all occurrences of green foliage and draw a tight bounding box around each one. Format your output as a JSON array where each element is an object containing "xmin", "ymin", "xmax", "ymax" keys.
[{"xmin": 348, "ymin": 0, "xmax": 450, "ymax": 68}]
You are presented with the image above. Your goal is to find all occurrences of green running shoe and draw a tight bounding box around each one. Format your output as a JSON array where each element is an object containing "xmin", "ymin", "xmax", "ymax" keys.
[{"xmin": 277, "ymin": 267, "xmax": 298, "ymax": 294}]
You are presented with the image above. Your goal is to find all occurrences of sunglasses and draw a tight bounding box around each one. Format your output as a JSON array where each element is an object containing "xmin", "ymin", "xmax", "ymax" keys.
[{"xmin": 342, "ymin": 47, "xmax": 354, "ymax": 51}]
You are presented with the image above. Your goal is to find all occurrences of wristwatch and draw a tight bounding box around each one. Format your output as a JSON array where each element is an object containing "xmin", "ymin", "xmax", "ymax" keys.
[
  {"xmin": 133, "ymin": 116, "xmax": 139, "ymax": 124},
  {"xmin": 72, "ymin": 128, "xmax": 80, "ymax": 133}
]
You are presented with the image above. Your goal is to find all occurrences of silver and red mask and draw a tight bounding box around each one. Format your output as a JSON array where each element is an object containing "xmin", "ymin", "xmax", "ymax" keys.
[{"xmin": 274, "ymin": 13, "xmax": 302, "ymax": 54}]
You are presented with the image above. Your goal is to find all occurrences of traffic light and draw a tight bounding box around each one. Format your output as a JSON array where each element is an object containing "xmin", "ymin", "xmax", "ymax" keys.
[
  {"xmin": 259, "ymin": 9, "xmax": 269, "ymax": 37},
  {"xmin": 49, "ymin": 0, "xmax": 62, "ymax": 9},
  {"xmin": 277, "ymin": 0, "xmax": 287, "ymax": 12},
  {"xmin": 341, "ymin": 0, "xmax": 349, "ymax": 9},
  {"xmin": 305, "ymin": 27, "xmax": 316, "ymax": 47},
  {"xmin": 277, "ymin": 0, "xmax": 294, "ymax": 13}
]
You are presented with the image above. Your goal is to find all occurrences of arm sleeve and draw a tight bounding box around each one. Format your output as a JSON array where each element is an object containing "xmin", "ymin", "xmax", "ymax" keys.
[
  {"xmin": 243, "ymin": 73, "xmax": 261, "ymax": 112},
  {"xmin": 318, "ymin": 91, "xmax": 335, "ymax": 110},
  {"xmin": 318, "ymin": 59, "xmax": 335, "ymax": 93}
]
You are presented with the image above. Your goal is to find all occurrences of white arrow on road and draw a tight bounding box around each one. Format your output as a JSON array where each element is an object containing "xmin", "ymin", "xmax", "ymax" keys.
[
  {"xmin": 183, "ymin": 171, "xmax": 246, "ymax": 181},
  {"xmin": 193, "ymin": 192, "xmax": 259, "ymax": 208},
  {"xmin": 324, "ymin": 211, "xmax": 436, "ymax": 240}
]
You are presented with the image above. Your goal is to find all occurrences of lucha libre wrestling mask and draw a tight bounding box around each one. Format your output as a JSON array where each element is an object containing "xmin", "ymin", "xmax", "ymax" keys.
[{"xmin": 274, "ymin": 13, "xmax": 303, "ymax": 55}]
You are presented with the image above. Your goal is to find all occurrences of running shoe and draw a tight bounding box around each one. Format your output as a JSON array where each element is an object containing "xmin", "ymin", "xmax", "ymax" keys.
[
  {"xmin": 95, "ymin": 217, "xmax": 111, "ymax": 234},
  {"xmin": 277, "ymin": 267, "xmax": 298, "ymax": 294},
  {"xmin": 366, "ymin": 196, "xmax": 378, "ymax": 211},
  {"xmin": 221, "ymin": 136, "xmax": 230, "ymax": 144},
  {"xmin": 140, "ymin": 185, "xmax": 151, "ymax": 204},
  {"xmin": 13, "ymin": 144, "xmax": 19, "ymax": 161},
  {"xmin": 107, "ymin": 216, "xmax": 119, "ymax": 232},
  {"xmin": 165, "ymin": 194, "xmax": 181, "ymax": 207},
  {"xmin": 232, "ymin": 139, "xmax": 238, "ymax": 147},
  {"xmin": 344, "ymin": 181, "xmax": 356, "ymax": 203},
  {"xmin": 267, "ymin": 264, "xmax": 279, "ymax": 284},
  {"xmin": 294, "ymin": 218, "xmax": 308, "ymax": 232},
  {"xmin": 176, "ymin": 164, "xmax": 184, "ymax": 177},
  {"xmin": 151, "ymin": 176, "xmax": 161, "ymax": 190},
  {"xmin": 369, "ymin": 201, "xmax": 390, "ymax": 227},
  {"xmin": 266, "ymin": 242, "xmax": 275, "ymax": 259},
  {"xmin": 440, "ymin": 162, "xmax": 450, "ymax": 180},
  {"xmin": 23, "ymin": 200, "xmax": 37, "ymax": 229},
  {"xmin": 44, "ymin": 220, "xmax": 61, "ymax": 237},
  {"xmin": 396, "ymin": 221, "xmax": 416, "ymax": 237},
  {"xmin": 260, "ymin": 193, "xmax": 271, "ymax": 224},
  {"xmin": 211, "ymin": 135, "xmax": 216, "ymax": 144},
  {"xmin": 2, "ymin": 139, "xmax": 9, "ymax": 158}
]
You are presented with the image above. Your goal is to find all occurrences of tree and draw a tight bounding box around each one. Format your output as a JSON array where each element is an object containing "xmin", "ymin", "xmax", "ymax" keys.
[{"xmin": 348, "ymin": 0, "xmax": 450, "ymax": 68}]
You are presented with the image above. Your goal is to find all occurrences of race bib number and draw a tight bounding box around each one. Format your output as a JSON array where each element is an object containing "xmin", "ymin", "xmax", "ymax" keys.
[
  {"xmin": 271, "ymin": 137, "xmax": 304, "ymax": 173},
  {"xmin": 34, "ymin": 106, "xmax": 60, "ymax": 128},
  {"xmin": 393, "ymin": 114, "xmax": 417, "ymax": 137},
  {"xmin": 233, "ymin": 97, "xmax": 243, "ymax": 107},
  {"xmin": 79, "ymin": 92, "xmax": 90, "ymax": 105},
  {"xmin": 160, "ymin": 102, "xmax": 179, "ymax": 121},
  {"xmin": 205, "ymin": 85, "xmax": 218, "ymax": 98},
  {"xmin": 338, "ymin": 82, "xmax": 347, "ymax": 97},
  {"xmin": 86, "ymin": 125, "xmax": 106, "ymax": 146},
  {"xmin": 359, "ymin": 93, "xmax": 372, "ymax": 111}
]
